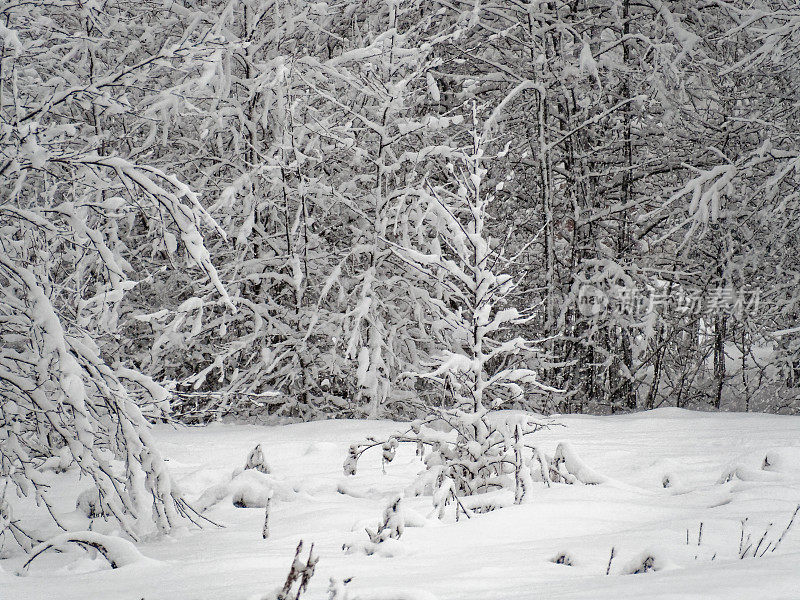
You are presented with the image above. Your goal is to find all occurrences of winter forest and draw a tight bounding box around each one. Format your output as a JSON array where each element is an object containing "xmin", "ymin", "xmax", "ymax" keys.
[{"xmin": 2, "ymin": 1, "xmax": 800, "ymax": 599}]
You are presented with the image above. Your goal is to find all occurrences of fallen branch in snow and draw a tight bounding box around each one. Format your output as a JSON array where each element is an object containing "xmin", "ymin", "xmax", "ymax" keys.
[{"xmin": 21, "ymin": 531, "xmax": 149, "ymax": 573}]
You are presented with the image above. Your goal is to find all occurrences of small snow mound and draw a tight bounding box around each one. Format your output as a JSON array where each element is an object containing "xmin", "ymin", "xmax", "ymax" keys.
[
  {"xmin": 351, "ymin": 506, "xmax": 427, "ymax": 533},
  {"xmin": 344, "ymin": 536, "xmax": 404, "ymax": 558},
  {"xmin": 337, "ymin": 481, "xmax": 369, "ymax": 498},
  {"xmin": 246, "ymin": 587, "xmax": 282, "ymax": 600},
  {"xmin": 763, "ymin": 452, "xmax": 782, "ymax": 471},
  {"xmin": 659, "ymin": 470, "xmax": 684, "ymax": 491},
  {"xmin": 636, "ymin": 458, "xmax": 685, "ymax": 491},
  {"xmin": 75, "ymin": 488, "xmax": 103, "ymax": 518},
  {"xmin": 402, "ymin": 506, "xmax": 429, "ymax": 528},
  {"xmin": 550, "ymin": 552, "xmax": 574, "ymax": 566},
  {"xmin": 346, "ymin": 496, "xmax": 406, "ymax": 556},
  {"xmin": 762, "ymin": 449, "xmax": 800, "ymax": 476},
  {"xmin": 37, "ymin": 447, "xmax": 73, "ymax": 473},
  {"xmin": 551, "ymin": 442, "xmax": 607, "ymax": 485},
  {"xmin": 460, "ymin": 490, "xmax": 513, "ymax": 514},
  {"xmin": 622, "ymin": 551, "xmax": 658, "ymax": 575},
  {"xmin": 195, "ymin": 469, "xmax": 297, "ymax": 511},
  {"xmin": 717, "ymin": 464, "xmax": 781, "ymax": 484},
  {"xmin": 620, "ymin": 549, "xmax": 679, "ymax": 575},
  {"xmin": 231, "ymin": 469, "xmax": 296, "ymax": 508},
  {"xmin": 232, "ymin": 480, "xmax": 274, "ymax": 509}
]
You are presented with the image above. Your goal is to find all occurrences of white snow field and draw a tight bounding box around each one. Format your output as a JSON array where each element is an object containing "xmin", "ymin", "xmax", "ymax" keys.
[{"xmin": 3, "ymin": 408, "xmax": 800, "ymax": 600}]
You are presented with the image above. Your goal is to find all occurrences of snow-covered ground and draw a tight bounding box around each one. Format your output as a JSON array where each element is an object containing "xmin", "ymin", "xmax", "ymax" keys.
[{"xmin": 3, "ymin": 408, "xmax": 800, "ymax": 600}]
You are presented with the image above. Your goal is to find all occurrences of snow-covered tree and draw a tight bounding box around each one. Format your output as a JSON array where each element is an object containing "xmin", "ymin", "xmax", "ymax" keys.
[
  {"xmin": 395, "ymin": 100, "xmax": 554, "ymax": 412},
  {"xmin": 0, "ymin": 0, "xmax": 232, "ymax": 543}
]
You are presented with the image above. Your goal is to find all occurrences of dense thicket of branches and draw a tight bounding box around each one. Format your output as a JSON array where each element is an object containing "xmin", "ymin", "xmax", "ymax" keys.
[{"xmin": 2, "ymin": 0, "xmax": 799, "ymax": 539}]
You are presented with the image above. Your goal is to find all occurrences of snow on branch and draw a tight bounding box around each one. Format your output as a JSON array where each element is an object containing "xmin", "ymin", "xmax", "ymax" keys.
[
  {"xmin": 21, "ymin": 531, "xmax": 153, "ymax": 573},
  {"xmin": 77, "ymin": 155, "xmax": 234, "ymax": 311}
]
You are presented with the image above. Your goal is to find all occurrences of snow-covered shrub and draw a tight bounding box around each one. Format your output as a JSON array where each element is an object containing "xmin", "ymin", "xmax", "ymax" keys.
[
  {"xmin": 195, "ymin": 466, "xmax": 296, "ymax": 512},
  {"xmin": 390, "ymin": 102, "xmax": 555, "ymax": 417},
  {"xmin": 344, "ymin": 496, "xmax": 405, "ymax": 556},
  {"xmin": 245, "ymin": 444, "xmax": 271, "ymax": 475},
  {"xmin": 232, "ymin": 446, "xmax": 281, "ymax": 508},
  {"xmin": 232, "ymin": 476, "xmax": 275, "ymax": 510},
  {"xmin": 346, "ymin": 408, "xmax": 555, "ymax": 518},
  {"xmin": 717, "ymin": 463, "xmax": 780, "ymax": 484},
  {"xmin": 341, "ymin": 102, "xmax": 567, "ymax": 517},
  {"xmin": 366, "ymin": 496, "xmax": 404, "ymax": 544}
]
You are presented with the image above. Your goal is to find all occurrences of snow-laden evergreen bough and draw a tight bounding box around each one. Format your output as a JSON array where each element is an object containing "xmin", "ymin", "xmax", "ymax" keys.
[{"xmin": 0, "ymin": 0, "xmax": 233, "ymax": 549}]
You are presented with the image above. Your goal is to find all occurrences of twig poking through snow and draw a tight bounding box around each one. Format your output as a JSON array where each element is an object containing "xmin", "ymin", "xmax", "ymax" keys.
[
  {"xmin": 739, "ymin": 518, "xmax": 749, "ymax": 557},
  {"xmin": 738, "ymin": 509, "xmax": 797, "ymax": 559},
  {"xmin": 751, "ymin": 523, "xmax": 772, "ymax": 558},
  {"xmin": 277, "ymin": 541, "xmax": 317, "ymax": 600},
  {"xmin": 262, "ymin": 498, "xmax": 271, "ymax": 540},
  {"xmin": 695, "ymin": 522, "xmax": 703, "ymax": 560},
  {"xmin": 771, "ymin": 504, "xmax": 800, "ymax": 554},
  {"xmin": 606, "ymin": 547, "xmax": 616, "ymax": 575}
]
